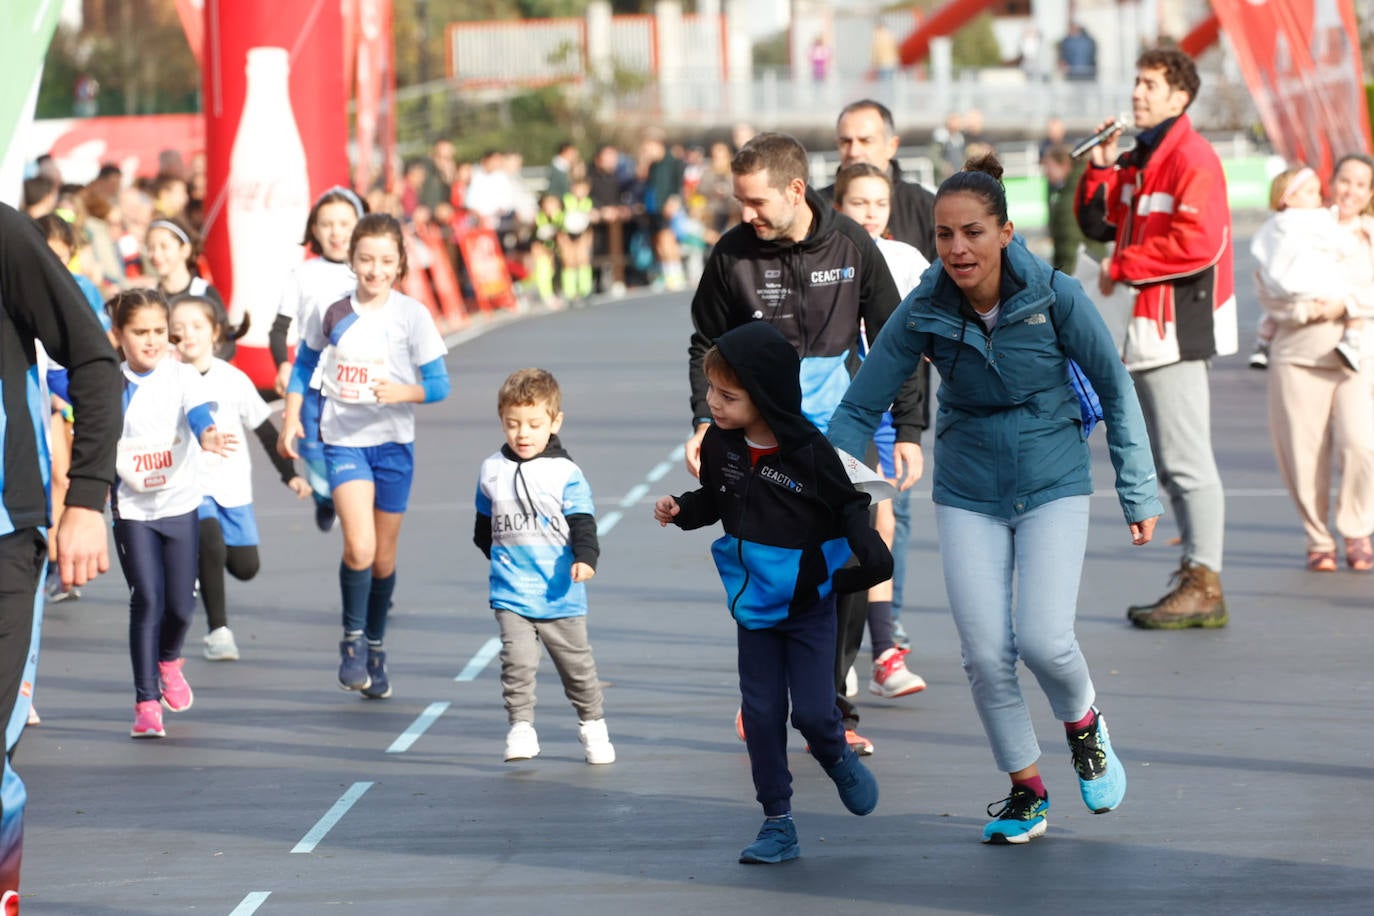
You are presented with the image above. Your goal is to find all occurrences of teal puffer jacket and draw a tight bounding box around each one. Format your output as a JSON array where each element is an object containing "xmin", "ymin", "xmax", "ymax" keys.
[{"xmin": 829, "ymin": 235, "xmax": 1163, "ymax": 524}]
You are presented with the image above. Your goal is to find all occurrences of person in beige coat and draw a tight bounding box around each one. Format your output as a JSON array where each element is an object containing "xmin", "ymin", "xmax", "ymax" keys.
[{"xmin": 1257, "ymin": 153, "xmax": 1374, "ymax": 572}]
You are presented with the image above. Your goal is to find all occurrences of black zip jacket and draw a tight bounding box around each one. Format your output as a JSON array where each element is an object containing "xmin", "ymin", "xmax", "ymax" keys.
[{"xmin": 688, "ymin": 187, "xmax": 926, "ymax": 443}]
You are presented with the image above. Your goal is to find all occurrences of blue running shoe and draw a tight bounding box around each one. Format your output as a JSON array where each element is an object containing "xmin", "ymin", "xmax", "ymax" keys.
[
  {"xmin": 361, "ymin": 648, "xmax": 391, "ymax": 699},
  {"xmin": 1068, "ymin": 708, "xmax": 1126, "ymax": 813},
  {"xmin": 982, "ymin": 786, "xmax": 1049, "ymax": 845},
  {"xmin": 739, "ymin": 817, "xmax": 799, "ymax": 864},
  {"xmin": 337, "ymin": 635, "xmax": 371, "ymax": 691},
  {"xmin": 823, "ymin": 746, "xmax": 878, "ymax": 815}
]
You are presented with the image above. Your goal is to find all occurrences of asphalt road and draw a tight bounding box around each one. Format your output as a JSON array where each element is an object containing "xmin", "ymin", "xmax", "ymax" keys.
[{"xmin": 15, "ymin": 236, "xmax": 1374, "ymax": 915}]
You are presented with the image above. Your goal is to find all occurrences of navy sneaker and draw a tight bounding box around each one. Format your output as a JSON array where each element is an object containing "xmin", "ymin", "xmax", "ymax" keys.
[
  {"xmin": 315, "ymin": 500, "xmax": 337, "ymax": 533},
  {"xmin": 1068, "ymin": 708, "xmax": 1126, "ymax": 813},
  {"xmin": 360, "ymin": 648, "xmax": 391, "ymax": 699},
  {"xmin": 823, "ymin": 746, "xmax": 878, "ymax": 815},
  {"xmin": 739, "ymin": 816, "xmax": 799, "ymax": 864},
  {"xmin": 982, "ymin": 786, "xmax": 1049, "ymax": 844},
  {"xmin": 337, "ymin": 635, "xmax": 371, "ymax": 691}
]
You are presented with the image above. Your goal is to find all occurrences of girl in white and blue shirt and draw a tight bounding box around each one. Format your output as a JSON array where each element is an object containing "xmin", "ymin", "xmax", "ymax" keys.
[
  {"xmin": 279, "ymin": 214, "xmax": 449, "ymax": 700},
  {"xmin": 171, "ymin": 298, "xmax": 310, "ymax": 662},
  {"xmin": 111, "ymin": 290, "xmax": 235, "ymax": 739},
  {"xmin": 269, "ymin": 187, "xmax": 365, "ymax": 531}
]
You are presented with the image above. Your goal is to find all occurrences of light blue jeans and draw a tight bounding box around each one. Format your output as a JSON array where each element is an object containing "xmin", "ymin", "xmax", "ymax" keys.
[{"xmin": 935, "ymin": 496, "xmax": 1096, "ymax": 774}]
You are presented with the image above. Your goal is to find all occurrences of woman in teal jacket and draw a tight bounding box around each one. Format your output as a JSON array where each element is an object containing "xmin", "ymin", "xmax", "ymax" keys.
[{"xmin": 828, "ymin": 154, "xmax": 1162, "ymax": 846}]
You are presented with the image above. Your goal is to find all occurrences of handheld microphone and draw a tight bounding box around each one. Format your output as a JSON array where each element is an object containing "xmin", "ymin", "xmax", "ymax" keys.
[{"xmin": 1071, "ymin": 114, "xmax": 1131, "ymax": 159}]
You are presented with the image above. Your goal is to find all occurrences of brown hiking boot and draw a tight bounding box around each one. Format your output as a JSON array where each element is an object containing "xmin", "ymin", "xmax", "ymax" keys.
[
  {"xmin": 1126, "ymin": 559, "xmax": 1188, "ymax": 622},
  {"xmin": 1131, "ymin": 563, "xmax": 1228, "ymax": 629}
]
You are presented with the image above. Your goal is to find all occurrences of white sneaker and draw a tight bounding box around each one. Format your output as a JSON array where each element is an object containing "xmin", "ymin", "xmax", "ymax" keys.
[
  {"xmin": 578, "ymin": 718, "xmax": 616, "ymax": 765},
  {"xmin": 505, "ymin": 721, "xmax": 540, "ymax": 761},
  {"xmin": 844, "ymin": 665, "xmax": 859, "ymax": 698},
  {"xmin": 869, "ymin": 647, "xmax": 927, "ymax": 698},
  {"xmin": 203, "ymin": 626, "xmax": 240, "ymax": 661}
]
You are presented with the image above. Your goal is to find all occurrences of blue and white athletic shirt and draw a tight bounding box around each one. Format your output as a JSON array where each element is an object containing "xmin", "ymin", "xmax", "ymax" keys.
[
  {"xmin": 476, "ymin": 450, "xmax": 596, "ymax": 619},
  {"xmin": 299, "ymin": 290, "xmax": 447, "ymax": 448},
  {"xmin": 277, "ymin": 258, "xmax": 355, "ymax": 388},
  {"xmin": 115, "ymin": 358, "xmax": 215, "ymax": 522},
  {"xmin": 194, "ymin": 359, "xmax": 271, "ymax": 509}
]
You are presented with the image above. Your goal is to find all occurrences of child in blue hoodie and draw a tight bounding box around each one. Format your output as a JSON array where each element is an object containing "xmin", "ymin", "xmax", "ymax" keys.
[{"xmin": 655, "ymin": 321, "xmax": 892, "ymax": 865}]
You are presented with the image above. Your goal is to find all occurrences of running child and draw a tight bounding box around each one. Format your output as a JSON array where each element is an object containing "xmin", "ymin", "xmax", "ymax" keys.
[
  {"xmin": 530, "ymin": 193, "xmax": 563, "ymax": 309},
  {"xmin": 833, "ymin": 161, "xmax": 928, "ymax": 702},
  {"xmin": 269, "ymin": 187, "xmax": 366, "ymax": 532},
  {"xmin": 474, "ymin": 368, "xmax": 614, "ymax": 765},
  {"xmin": 1249, "ymin": 165, "xmax": 1365, "ymax": 370},
  {"xmin": 654, "ymin": 321, "xmax": 891, "ymax": 864},
  {"xmin": 279, "ymin": 213, "xmax": 450, "ymax": 698},
  {"xmin": 111, "ymin": 289, "xmax": 236, "ymax": 738},
  {"xmin": 171, "ymin": 298, "xmax": 311, "ymax": 661},
  {"xmin": 145, "ymin": 216, "xmax": 237, "ymax": 360}
]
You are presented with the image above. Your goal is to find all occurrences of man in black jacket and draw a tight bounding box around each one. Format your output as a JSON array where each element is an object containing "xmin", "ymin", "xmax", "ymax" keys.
[{"xmin": 0, "ymin": 201, "xmax": 120, "ymax": 908}]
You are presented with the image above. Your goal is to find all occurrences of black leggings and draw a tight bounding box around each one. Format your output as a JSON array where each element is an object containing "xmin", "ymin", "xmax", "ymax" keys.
[
  {"xmin": 115, "ymin": 511, "xmax": 199, "ymax": 703},
  {"xmin": 198, "ymin": 517, "xmax": 260, "ymax": 631}
]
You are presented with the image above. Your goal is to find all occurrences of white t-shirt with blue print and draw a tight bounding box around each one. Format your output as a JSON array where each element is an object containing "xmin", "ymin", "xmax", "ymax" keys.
[{"xmin": 476, "ymin": 449, "xmax": 596, "ymax": 620}]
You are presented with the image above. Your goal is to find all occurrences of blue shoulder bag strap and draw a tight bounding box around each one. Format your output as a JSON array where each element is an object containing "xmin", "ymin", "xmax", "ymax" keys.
[{"xmin": 1048, "ymin": 269, "xmax": 1104, "ymax": 439}]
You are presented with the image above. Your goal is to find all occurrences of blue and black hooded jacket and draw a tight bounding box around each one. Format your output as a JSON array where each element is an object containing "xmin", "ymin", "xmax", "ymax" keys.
[{"xmin": 671, "ymin": 322, "xmax": 892, "ymax": 630}]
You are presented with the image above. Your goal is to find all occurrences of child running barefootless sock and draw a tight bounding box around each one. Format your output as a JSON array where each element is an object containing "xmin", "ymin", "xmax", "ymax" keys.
[
  {"xmin": 339, "ymin": 563, "xmax": 372, "ymax": 636},
  {"xmin": 365, "ymin": 572, "xmax": 396, "ymax": 644},
  {"xmin": 1014, "ymin": 774, "xmax": 1048, "ymax": 799}
]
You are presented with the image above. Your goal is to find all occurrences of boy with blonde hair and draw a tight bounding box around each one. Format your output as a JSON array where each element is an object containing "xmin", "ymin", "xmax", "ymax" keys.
[{"xmin": 475, "ymin": 368, "xmax": 614, "ymax": 764}]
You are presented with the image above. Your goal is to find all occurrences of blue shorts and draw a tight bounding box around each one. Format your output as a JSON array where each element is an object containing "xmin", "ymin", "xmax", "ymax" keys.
[
  {"xmin": 874, "ymin": 411, "xmax": 896, "ymax": 478},
  {"xmin": 198, "ymin": 497, "xmax": 260, "ymax": 547},
  {"xmin": 324, "ymin": 442, "xmax": 415, "ymax": 513}
]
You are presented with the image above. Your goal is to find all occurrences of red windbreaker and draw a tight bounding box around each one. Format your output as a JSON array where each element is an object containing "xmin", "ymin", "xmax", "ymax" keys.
[{"xmin": 1076, "ymin": 114, "xmax": 1238, "ymax": 371}]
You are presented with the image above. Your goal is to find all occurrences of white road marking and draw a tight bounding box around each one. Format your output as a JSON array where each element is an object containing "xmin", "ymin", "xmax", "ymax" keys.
[
  {"xmin": 290, "ymin": 782, "xmax": 374, "ymax": 854},
  {"xmin": 620, "ymin": 483, "xmax": 649, "ymax": 507},
  {"xmin": 228, "ymin": 892, "xmax": 272, "ymax": 915},
  {"xmin": 596, "ymin": 511, "xmax": 623, "ymax": 536},
  {"xmin": 455, "ymin": 637, "xmax": 501, "ymax": 681},
  {"xmin": 386, "ymin": 702, "xmax": 451, "ymax": 754}
]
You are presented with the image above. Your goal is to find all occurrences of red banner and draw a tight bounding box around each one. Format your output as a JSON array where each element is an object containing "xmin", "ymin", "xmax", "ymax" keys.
[
  {"xmin": 201, "ymin": 0, "xmax": 349, "ymax": 389},
  {"xmin": 1212, "ymin": 0, "xmax": 1371, "ymax": 179},
  {"xmin": 353, "ymin": 0, "xmax": 395, "ymax": 195}
]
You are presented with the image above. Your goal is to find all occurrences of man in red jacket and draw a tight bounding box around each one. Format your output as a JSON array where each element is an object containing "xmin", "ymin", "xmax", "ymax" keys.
[{"xmin": 1076, "ymin": 47, "xmax": 1236, "ymax": 630}]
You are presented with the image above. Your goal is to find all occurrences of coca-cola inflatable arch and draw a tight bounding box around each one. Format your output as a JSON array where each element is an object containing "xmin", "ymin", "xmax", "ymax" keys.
[{"xmin": 202, "ymin": 1, "xmax": 349, "ymax": 390}]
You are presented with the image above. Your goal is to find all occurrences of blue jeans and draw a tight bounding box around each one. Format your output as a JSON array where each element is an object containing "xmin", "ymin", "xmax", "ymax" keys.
[
  {"xmin": 890, "ymin": 487, "xmax": 912, "ymax": 621},
  {"xmin": 934, "ymin": 496, "xmax": 1095, "ymax": 774}
]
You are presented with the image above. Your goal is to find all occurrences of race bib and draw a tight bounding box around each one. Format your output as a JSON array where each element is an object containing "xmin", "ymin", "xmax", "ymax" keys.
[
  {"xmin": 117, "ymin": 436, "xmax": 181, "ymax": 493},
  {"xmin": 332, "ymin": 354, "xmax": 385, "ymax": 404}
]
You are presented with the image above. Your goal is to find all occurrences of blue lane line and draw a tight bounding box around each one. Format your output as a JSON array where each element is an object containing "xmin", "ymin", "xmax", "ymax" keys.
[
  {"xmin": 228, "ymin": 892, "xmax": 272, "ymax": 915},
  {"xmin": 386, "ymin": 702, "xmax": 451, "ymax": 754},
  {"xmin": 291, "ymin": 782, "xmax": 374, "ymax": 854},
  {"xmin": 620, "ymin": 483, "xmax": 649, "ymax": 507},
  {"xmin": 645, "ymin": 461, "xmax": 674, "ymax": 483},
  {"xmin": 455, "ymin": 636, "xmax": 501, "ymax": 682}
]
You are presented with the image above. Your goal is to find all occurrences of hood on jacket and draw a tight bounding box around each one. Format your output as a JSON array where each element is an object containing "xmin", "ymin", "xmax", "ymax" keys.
[
  {"xmin": 713, "ymin": 321, "xmax": 818, "ymax": 450},
  {"xmin": 500, "ymin": 433, "xmax": 571, "ymax": 464}
]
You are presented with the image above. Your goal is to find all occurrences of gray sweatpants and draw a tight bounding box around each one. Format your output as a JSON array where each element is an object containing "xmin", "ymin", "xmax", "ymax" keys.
[
  {"xmin": 1132, "ymin": 359, "xmax": 1226, "ymax": 572},
  {"xmin": 495, "ymin": 608, "xmax": 604, "ymax": 725}
]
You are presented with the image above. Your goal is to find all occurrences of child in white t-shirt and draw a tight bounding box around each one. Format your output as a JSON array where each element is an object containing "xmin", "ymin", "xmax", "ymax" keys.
[
  {"xmin": 1249, "ymin": 166, "xmax": 1364, "ymax": 370},
  {"xmin": 111, "ymin": 290, "xmax": 235, "ymax": 739},
  {"xmin": 280, "ymin": 214, "xmax": 450, "ymax": 700},
  {"xmin": 171, "ymin": 298, "xmax": 310, "ymax": 662}
]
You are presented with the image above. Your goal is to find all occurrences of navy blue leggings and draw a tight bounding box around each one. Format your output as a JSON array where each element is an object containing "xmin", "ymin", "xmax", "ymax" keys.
[
  {"xmin": 737, "ymin": 593, "xmax": 847, "ymax": 817},
  {"xmin": 115, "ymin": 510, "xmax": 199, "ymax": 703}
]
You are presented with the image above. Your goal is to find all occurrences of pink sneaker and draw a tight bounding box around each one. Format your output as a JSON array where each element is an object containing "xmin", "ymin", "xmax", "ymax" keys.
[
  {"xmin": 131, "ymin": 700, "xmax": 165, "ymax": 738},
  {"xmin": 869, "ymin": 647, "xmax": 927, "ymax": 698},
  {"xmin": 158, "ymin": 658, "xmax": 194, "ymax": 712}
]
